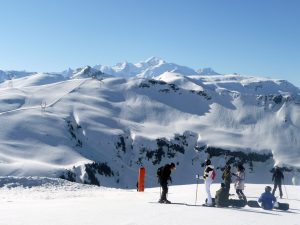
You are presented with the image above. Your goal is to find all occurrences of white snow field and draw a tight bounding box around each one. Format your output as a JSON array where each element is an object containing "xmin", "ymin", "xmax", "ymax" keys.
[{"xmin": 0, "ymin": 177, "xmax": 299, "ymax": 225}]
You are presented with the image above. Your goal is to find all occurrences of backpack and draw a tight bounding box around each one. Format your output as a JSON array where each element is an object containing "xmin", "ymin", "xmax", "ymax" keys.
[
  {"xmin": 212, "ymin": 169, "xmax": 216, "ymax": 180},
  {"xmin": 157, "ymin": 166, "xmax": 164, "ymax": 178}
]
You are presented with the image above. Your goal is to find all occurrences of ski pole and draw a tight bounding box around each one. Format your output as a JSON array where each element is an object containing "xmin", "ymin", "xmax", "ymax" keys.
[{"xmin": 195, "ymin": 174, "xmax": 199, "ymax": 205}]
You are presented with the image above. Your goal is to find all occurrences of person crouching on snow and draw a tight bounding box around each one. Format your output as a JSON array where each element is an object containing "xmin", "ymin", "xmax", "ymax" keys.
[
  {"xmin": 258, "ymin": 186, "xmax": 277, "ymax": 210},
  {"xmin": 202, "ymin": 159, "xmax": 215, "ymax": 206}
]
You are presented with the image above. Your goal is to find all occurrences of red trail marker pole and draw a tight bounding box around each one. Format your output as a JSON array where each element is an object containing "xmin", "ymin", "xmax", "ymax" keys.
[{"xmin": 138, "ymin": 167, "xmax": 145, "ymax": 192}]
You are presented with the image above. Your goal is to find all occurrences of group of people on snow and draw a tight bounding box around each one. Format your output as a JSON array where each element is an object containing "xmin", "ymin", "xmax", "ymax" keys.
[{"xmin": 157, "ymin": 160, "xmax": 285, "ymax": 210}]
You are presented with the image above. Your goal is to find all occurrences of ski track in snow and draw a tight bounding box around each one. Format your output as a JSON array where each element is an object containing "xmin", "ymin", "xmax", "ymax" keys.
[{"xmin": 0, "ymin": 79, "xmax": 87, "ymax": 116}]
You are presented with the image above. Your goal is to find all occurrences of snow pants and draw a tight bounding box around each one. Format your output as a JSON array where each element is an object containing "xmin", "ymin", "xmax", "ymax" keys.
[
  {"xmin": 160, "ymin": 182, "xmax": 168, "ymax": 201},
  {"xmin": 205, "ymin": 179, "xmax": 213, "ymax": 205},
  {"xmin": 236, "ymin": 189, "xmax": 246, "ymax": 200},
  {"xmin": 272, "ymin": 182, "xmax": 283, "ymax": 198}
]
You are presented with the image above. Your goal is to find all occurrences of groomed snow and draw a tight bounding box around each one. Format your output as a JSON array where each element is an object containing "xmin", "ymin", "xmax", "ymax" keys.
[{"xmin": 0, "ymin": 177, "xmax": 299, "ymax": 225}]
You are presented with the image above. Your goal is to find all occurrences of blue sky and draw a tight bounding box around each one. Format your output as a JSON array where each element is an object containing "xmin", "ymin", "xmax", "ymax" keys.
[{"xmin": 0, "ymin": 0, "xmax": 299, "ymax": 86}]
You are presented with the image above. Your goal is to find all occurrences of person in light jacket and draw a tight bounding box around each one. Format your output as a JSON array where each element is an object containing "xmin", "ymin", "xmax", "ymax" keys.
[
  {"xmin": 202, "ymin": 159, "xmax": 215, "ymax": 206},
  {"xmin": 233, "ymin": 164, "xmax": 247, "ymax": 201}
]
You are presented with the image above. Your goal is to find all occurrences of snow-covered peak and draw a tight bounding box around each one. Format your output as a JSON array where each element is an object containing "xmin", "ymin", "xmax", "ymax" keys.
[
  {"xmin": 71, "ymin": 66, "xmax": 106, "ymax": 79},
  {"xmin": 93, "ymin": 57, "xmax": 197, "ymax": 78},
  {"xmin": 143, "ymin": 56, "xmax": 166, "ymax": 66},
  {"xmin": 197, "ymin": 67, "xmax": 219, "ymax": 75},
  {"xmin": 0, "ymin": 70, "xmax": 36, "ymax": 83},
  {"xmin": 61, "ymin": 68, "xmax": 74, "ymax": 78},
  {"xmin": 193, "ymin": 74, "xmax": 300, "ymax": 95}
]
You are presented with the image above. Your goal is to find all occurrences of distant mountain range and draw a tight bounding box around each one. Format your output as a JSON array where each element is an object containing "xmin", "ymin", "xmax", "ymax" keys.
[
  {"xmin": 1, "ymin": 57, "xmax": 219, "ymax": 82},
  {"xmin": 0, "ymin": 58, "xmax": 299, "ymax": 188}
]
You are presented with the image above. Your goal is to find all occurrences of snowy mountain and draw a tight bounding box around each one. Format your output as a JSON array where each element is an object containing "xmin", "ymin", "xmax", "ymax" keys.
[
  {"xmin": 0, "ymin": 57, "xmax": 217, "ymax": 81},
  {"xmin": 0, "ymin": 70, "xmax": 36, "ymax": 83},
  {"xmin": 197, "ymin": 67, "xmax": 219, "ymax": 75},
  {"xmin": 0, "ymin": 59, "xmax": 299, "ymax": 188},
  {"xmin": 94, "ymin": 57, "xmax": 199, "ymax": 78}
]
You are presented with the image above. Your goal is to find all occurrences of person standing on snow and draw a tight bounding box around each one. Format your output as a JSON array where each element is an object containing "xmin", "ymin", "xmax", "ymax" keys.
[
  {"xmin": 202, "ymin": 159, "xmax": 215, "ymax": 206},
  {"xmin": 233, "ymin": 164, "xmax": 247, "ymax": 201},
  {"xmin": 272, "ymin": 166, "xmax": 284, "ymax": 198},
  {"xmin": 157, "ymin": 163, "xmax": 176, "ymax": 204},
  {"xmin": 258, "ymin": 186, "xmax": 277, "ymax": 210}
]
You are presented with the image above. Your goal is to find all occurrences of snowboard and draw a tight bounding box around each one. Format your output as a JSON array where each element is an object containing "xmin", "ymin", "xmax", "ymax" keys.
[
  {"xmin": 247, "ymin": 200, "xmax": 289, "ymax": 211},
  {"xmin": 205, "ymin": 198, "xmax": 246, "ymax": 208}
]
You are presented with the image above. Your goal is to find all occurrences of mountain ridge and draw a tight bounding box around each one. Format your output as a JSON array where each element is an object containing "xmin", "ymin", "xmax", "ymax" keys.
[{"xmin": 0, "ymin": 59, "xmax": 299, "ymax": 188}]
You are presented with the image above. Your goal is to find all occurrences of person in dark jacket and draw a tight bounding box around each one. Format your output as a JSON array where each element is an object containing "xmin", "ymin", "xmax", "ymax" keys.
[
  {"xmin": 222, "ymin": 165, "xmax": 232, "ymax": 194},
  {"xmin": 258, "ymin": 186, "xmax": 277, "ymax": 210},
  {"xmin": 215, "ymin": 183, "xmax": 230, "ymax": 207},
  {"xmin": 272, "ymin": 166, "xmax": 284, "ymax": 198},
  {"xmin": 158, "ymin": 163, "xmax": 176, "ymax": 203}
]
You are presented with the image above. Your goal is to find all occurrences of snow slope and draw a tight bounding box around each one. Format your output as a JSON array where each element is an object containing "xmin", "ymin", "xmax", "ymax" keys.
[
  {"xmin": 0, "ymin": 177, "xmax": 299, "ymax": 225},
  {"xmin": 0, "ymin": 60, "xmax": 299, "ymax": 187}
]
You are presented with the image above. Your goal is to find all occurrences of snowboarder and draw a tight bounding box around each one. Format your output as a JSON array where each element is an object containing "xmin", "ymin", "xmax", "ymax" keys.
[
  {"xmin": 272, "ymin": 166, "xmax": 284, "ymax": 198},
  {"xmin": 157, "ymin": 162, "xmax": 176, "ymax": 204},
  {"xmin": 233, "ymin": 164, "xmax": 246, "ymax": 201},
  {"xmin": 215, "ymin": 183, "xmax": 230, "ymax": 207},
  {"xmin": 258, "ymin": 186, "xmax": 277, "ymax": 210},
  {"xmin": 222, "ymin": 165, "xmax": 232, "ymax": 194},
  {"xmin": 202, "ymin": 159, "xmax": 215, "ymax": 206}
]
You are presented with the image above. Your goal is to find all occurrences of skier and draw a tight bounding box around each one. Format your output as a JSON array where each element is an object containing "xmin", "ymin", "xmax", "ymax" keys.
[
  {"xmin": 258, "ymin": 186, "xmax": 277, "ymax": 210},
  {"xmin": 215, "ymin": 183, "xmax": 230, "ymax": 207},
  {"xmin": 157, "ymin": 162, "xmax": 176, "ymax": 204},
  {"xmin": 233, "ymin": 164, "xmax": 247, "ymax": 201},
  {"xmin": 202, "ymin": 159, "xmax": 215, "ymax": 206},
  {"xmin": 272, "ymin": 166, "xmax": 284, "ymax": 198},
  {"xmin": 222, "ymin": 165, "xmax": 232, "ymax": 194}
]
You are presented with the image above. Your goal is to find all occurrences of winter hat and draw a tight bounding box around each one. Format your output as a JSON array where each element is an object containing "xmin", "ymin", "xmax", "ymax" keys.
[
  {"xmin": 170, "ymin": 162, "xmax": 176, "ymax": 168},
  {"xmin": 265, "ymin": 186, "xmax": 272, "ymax": 192},
  {"xmin": 205, "ymin": 159, "xmax": 211, "ymax": 166}
]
